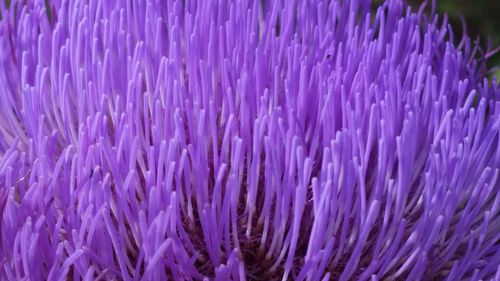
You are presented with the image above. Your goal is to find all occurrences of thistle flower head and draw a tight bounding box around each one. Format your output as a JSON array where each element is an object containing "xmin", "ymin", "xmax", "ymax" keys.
[{"xmin": 0, "ymin": 0, "xmax": 499, "ymax": 280}]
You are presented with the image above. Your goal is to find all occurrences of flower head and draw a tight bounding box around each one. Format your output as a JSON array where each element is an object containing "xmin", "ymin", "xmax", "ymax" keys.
[{"xmin": 0, "ymin": 0, "xmax": 499, "ymax": 280}]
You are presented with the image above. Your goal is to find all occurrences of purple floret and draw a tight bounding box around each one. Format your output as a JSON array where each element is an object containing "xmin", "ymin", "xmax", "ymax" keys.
[{"xmin": 0, "ymin": 0, "xmax": 499, "ymax": 280}]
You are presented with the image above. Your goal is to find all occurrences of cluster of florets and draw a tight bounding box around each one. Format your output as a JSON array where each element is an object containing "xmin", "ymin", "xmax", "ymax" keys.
[{"xmin": 0, "ymin": 0, "xmax": 499, "ymax": 280}]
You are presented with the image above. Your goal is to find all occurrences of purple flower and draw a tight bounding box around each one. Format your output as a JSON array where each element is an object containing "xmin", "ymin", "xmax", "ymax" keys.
[{"xmin": 0, "ymin": 0, "xmax": 499, "ymax": 280}]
